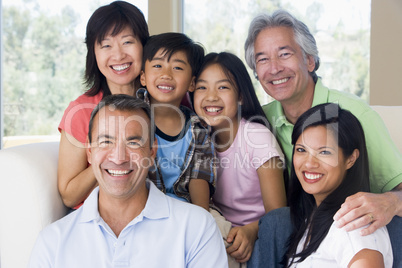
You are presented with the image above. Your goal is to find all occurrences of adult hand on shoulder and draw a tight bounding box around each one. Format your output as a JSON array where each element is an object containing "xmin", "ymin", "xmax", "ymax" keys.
[
  {"xmin": 226, "ymin": 223, "xmax": 258, "ymax": 263},
  {"xmin": 333, "ymin": 190, "xmax": 401, "ymax": 236}
]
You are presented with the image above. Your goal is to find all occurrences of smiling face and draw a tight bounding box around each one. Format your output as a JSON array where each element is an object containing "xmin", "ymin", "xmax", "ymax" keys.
[
  {"xmin": 140, "ymin": 49, "xmax": 195, "ymax": 107},
  {"xmin": 193, "ymin": 63, "xmax": 240, "ymax": 130},
  {"xmin": 254, "ymin": 26, "xmax": 316, "ymax": 106},
  {"xmin": 87, "ymin": 107, "xmax": 156, "ymax": 201},
  {"xmin": 293, "ymin": 125, "xmax": 357, "ymax": 206},
  {"xmin": 94, "ymin": 26, "xmax": 143, "ymax": 94}
]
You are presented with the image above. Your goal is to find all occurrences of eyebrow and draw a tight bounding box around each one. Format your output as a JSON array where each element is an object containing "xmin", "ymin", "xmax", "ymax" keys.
[
  {"xmin": 278, "ymin": 45, "xmax": 295, "ymax": 51},
  {"xmin": 97, "ymin": 134, "xmax": 114, "ymax": 141},
  {"xmin": 100, "ymin": 34, "xmax": 135, "ymax": 42},
  {"xmin": 197, "ymin": 78, "xmax": 231, "ymax": 83},
  {"xmin": 151, "ymin": 56, "xmax": 188, "ymax": 65},
  {"xmin": 255, "ymin": 45, "xmax": 296, "ymax": 58},
  {"xmin": 126, "ymin": 135, "xmax": 143, "ymax": 141},
  {"xmin": 296, "ymin": 144, "xmax": 335, "ymax": 151}
]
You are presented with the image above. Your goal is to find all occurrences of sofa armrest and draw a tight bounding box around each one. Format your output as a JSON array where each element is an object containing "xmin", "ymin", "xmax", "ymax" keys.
[{"xmin": 0, "ymin": 142, "xmax": 68, "ymax": 268}]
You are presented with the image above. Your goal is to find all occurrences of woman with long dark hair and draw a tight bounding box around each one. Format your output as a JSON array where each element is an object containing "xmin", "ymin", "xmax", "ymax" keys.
[{"xmin": 285, "ymin": 103, "xmax": 392, "ymax": 267}]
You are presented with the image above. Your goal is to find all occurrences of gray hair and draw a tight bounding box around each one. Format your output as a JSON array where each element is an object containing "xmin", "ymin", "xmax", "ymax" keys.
[{"xmin": 244, "ymin": 10, "xmax": 320, "ymax": 81}]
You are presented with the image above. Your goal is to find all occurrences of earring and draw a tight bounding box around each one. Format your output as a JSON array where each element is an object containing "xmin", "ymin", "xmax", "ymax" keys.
[{"xmin": 136, "ymin": 88, "xmax": 150, "ymax": 105}]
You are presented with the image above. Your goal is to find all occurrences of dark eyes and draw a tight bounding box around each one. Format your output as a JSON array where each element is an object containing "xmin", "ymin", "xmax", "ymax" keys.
[
  {"xmin": 194, "ymin": 85, "xmax": 230, "ymax": 91},
  {"xmin": 319, "ymin": 150, "xmax": 332, "ymax": 155},
  {"xmin": 256, "ymin": 57, "xmax": 268, "ymax": 63},
  {"xmin": 256, "ymin": 52, "xmax": 293, "ymax": 63},
  {"xmin": 295, "ymin": 147, "xmax": 332, "ymax": 156},
  {"xmin": 128, "ymin": 141, "xmax": 142, "ymax": 148}
]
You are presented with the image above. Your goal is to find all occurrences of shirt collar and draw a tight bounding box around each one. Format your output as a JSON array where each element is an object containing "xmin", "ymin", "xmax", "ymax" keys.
[
  {"xmin": 272, "ymin": 100, "xmax": 293, "ymax": 128},
  {"xmin": 141, "ymin": 180, "xmax": 170, "ymax": 220},
  {"xmin": 273, "ymin": 78, "xmax": 328, "ymax": 128},
  {"xmin": 78, "ymin": 180, "xmax": 169, "ymax": 224},
  {"xmin": 312, "ymin": 78, "xmax": 329, "ymax": 106},
  {"xmin": 79, "ymin": 186, "xmax": 101, "ymax": 223}
]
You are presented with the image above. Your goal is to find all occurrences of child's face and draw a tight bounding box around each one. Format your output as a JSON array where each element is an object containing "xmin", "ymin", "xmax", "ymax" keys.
[
  {"xmin": 140, "ymin": 49, "xmax": 194, "ymax": 107},
  {"xmin": 293, "ymin": 125, "xmax": 357, "ymax": 206},
  {"xmin": 193, "ymin": 63, "xmax": 240, "ymax": 129}
]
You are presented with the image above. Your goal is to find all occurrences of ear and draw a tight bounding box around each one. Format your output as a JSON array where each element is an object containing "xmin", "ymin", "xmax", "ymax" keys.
[
  {"xmin": 346, "ymin": 149, "xmax": 360, "ymax": 170},
  {"xmin": 149, "ymin": 138, "xmax": 158, "ymax": 165},
  {"xmin": 307, "ymin": 55, "xmax": 316, "ymax": 73},
  {"xmin": 86, "ymin": 137, "xmax": 92, "ymax": 165},
  {"xmin": 140, "ymin": 70, "xmax": 146, "ymax": 87},
  {"xmin": 188, "ymin": 76, "xmax": 196, "ymax": 92}
]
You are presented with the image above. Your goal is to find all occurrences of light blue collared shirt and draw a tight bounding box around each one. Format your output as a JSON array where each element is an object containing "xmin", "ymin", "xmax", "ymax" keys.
[{"xmin": 28, "ymin": 181, "xmax": 228, "ymax": 268}]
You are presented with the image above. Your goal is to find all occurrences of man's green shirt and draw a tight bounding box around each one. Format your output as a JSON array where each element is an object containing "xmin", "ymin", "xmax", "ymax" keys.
[{"xmin": 263, "ymin": 78, "xmax": 402, "ymax": 193}]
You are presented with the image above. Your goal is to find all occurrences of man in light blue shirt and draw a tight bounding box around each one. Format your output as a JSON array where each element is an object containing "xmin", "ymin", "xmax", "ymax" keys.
[{"xmin": 28, "ymin": 95, "xmax": 227, "ymax": 268}]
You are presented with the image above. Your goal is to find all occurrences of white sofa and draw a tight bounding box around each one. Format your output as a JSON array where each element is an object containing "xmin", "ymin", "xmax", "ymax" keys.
[{"xmin": 0, "ymin": 106, "xmax": 401, "ymax": 268}]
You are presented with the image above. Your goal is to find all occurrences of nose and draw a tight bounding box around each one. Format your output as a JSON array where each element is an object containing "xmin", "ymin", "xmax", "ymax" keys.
[
  {"xmin": 160, "ymin": 67, "xmax": 173, "ymax": 80},
  {"xmin": 205, "ymin": 88, "xmax": 219, "ymax": 101},
  {"xmin": 268, "ymin": 58, "xmax": 284, "ymax": 75},
  {"xmin": 112, "ymin": 44, "xmax": 126, "ymax": 61},
  {"xmin": 305, "ymin": 152, "xmax": 320, "ymax": 169},
  {"xmin": 108, "ymin": 143, "xmax": 128, "ymax": 164}
]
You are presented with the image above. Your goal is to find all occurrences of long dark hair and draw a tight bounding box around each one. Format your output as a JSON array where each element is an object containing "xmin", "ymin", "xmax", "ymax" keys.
[
  {"xmin": 285, "ymin": 103, "xmax": 370, "ymax": 266},
  {"xmin": 84, "ymin": 1, "xmax": 149, "ymax": 97},
  {"xmin": 193, "ymin": 52, "xmax": 269, "ymax": 128}
]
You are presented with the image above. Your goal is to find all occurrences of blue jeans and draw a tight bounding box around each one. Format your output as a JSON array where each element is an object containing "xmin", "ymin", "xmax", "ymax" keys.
[
  {"xmin": 248, "ymin": 207, "xmax": 292, "ymax": 268},
  {"xmin": 387, "ymin": 216, "xmax": 402, "ymax": 268},
  {"xmin": 248, "ymin": 208, "xmax": 402, "ymax": 268}
]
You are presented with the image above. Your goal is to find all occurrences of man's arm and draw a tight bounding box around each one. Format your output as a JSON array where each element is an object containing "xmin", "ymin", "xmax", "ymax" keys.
[{"xmin": 334, "ymin": 183, "xmax": 402, "ymax": 236}]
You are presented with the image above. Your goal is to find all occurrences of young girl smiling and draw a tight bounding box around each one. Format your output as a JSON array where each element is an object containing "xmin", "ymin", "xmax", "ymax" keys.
[{"xmin": 193, "ymin": 52, "xmax": 287, "ymax": 265}]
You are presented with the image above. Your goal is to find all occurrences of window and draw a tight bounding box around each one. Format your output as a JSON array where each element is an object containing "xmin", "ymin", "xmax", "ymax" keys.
[
  {"xmin": 0, "ymin": 0, "xmax": 373, "ymax": 148},
  {"xmin": 1, "ymin": 0, "xmax": 148, "ymax": 148},
  {"xmin": 184, "ymin": 0, "xmax": 371, "ymax": 105}
]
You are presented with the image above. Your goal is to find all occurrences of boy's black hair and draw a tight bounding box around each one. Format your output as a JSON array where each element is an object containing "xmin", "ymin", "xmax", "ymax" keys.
[{"xmin": 142, "ymin": 32, "xmax": 205, "ymax": 77}]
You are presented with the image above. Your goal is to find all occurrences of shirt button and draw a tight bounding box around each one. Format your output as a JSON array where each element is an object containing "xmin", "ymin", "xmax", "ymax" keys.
[{"xmin": 113, "ymin": 242, "xmax": 117, "ymax": 247}]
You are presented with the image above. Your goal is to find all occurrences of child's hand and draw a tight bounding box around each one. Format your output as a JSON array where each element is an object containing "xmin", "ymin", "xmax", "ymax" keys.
[{"xmin": 226, "ymin": 223, "xmax": 258, "ymax": 263}]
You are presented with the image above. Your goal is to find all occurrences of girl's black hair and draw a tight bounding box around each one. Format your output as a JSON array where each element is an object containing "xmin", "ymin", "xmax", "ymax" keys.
[
  {"xmin": 193, "ymin": 52, "xmax": 270, "ymax": 128},
  {"xmin": 84, "ymin": 1, "xmax": 149, "ymax": 97},
  {"xmin": 285, "ymin": 103, "xmax": 370, "ymax": 266}
]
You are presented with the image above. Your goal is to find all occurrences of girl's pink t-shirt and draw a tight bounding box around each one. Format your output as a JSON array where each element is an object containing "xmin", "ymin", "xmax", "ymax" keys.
[{"xmin": 212, "ymin": 119, "xmax": 284, "ymax": 226}]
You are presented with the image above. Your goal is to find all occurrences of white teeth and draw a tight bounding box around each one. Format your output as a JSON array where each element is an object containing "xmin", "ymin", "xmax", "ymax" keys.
[
  {"xmin": 272, "ymin": 78, "xmax": 289, "ymax": 85},
  {"xmin": 205, "ymin": 107, "xmax": 222, "ymax": 112},
  {"xmin": 304, "ymin": 173, "xmax": 322, "ymax": 180},
  {"xmin": 112, "ymin": 64, "xmax": 130, "ymax": 71},
  {"xmin": 157, "ymin": 85, "xmax": 173, "ymax": 90},
  {"xmin": 107, "ymin": 169, "xmax": 130, "ymax": 176}
]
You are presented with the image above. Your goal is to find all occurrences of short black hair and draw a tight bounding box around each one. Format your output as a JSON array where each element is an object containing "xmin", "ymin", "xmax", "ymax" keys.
[
  {"xmin": 88, "ymin": 94, "xmax": 152, "ymax": 145},
  {"xmin": 142, "ymin": 32, "xmax": 205, "ymax": 77}
]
